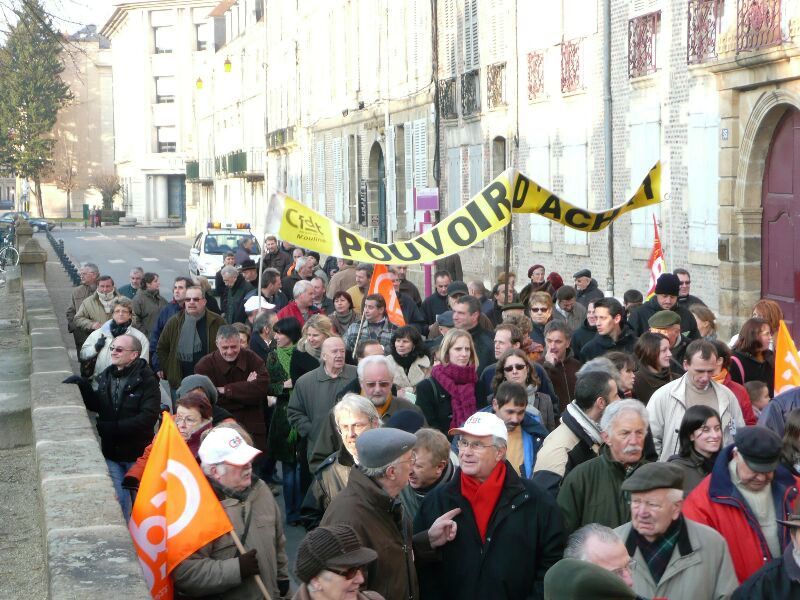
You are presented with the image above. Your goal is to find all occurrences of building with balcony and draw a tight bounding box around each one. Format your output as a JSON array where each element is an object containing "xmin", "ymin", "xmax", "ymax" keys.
[{"xmin": 102, "ymin": 0, "xmax": 216, "ymax": 226}]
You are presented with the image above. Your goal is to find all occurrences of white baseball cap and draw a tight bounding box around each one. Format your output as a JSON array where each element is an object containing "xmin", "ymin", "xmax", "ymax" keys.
[
  {"xmin": 243, "ymin": 296, "xmax": 275, "ymax": 313},
  {"xmin": 449, "ymin": 412, "xmax": 508, "ymax": 442},
  {"xmin": 198, "ymin": 427, "xmax": 262, "ymax": 466}
]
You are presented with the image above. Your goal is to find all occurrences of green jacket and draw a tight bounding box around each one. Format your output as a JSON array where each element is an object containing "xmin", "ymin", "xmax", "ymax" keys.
[
  {"xmin": 557, "ymin": 444, "xmax": 648, "ymax": 534},
  {"xmin": 156, "ymin": 309, "xmax": 225, "ymax": 388},
  {"xmin": 265, "ymin": 349, "xmax": 299, "ymax": 464}
]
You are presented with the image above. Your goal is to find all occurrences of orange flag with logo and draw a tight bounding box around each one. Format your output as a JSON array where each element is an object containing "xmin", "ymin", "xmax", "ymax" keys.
[
  {"xmin": 645, "ymin": 214, "xmax": 666, "ymax": 299},
  {"xmin": 369, "ymin": 264, "xmax": 406, "ymax": 327},
  {"xmin": 775, "ymin": 320, "xmax": 800, "ymax": 395},
  {"xmin": 128, "ymin": 413, "xmax": 232, "ymax": 600}
]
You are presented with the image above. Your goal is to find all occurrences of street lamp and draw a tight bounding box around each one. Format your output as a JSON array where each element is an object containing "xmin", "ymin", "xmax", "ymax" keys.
[
  {"xmin": 196, "ymin": 77, "xmax": 203, "ymax": 89},
  {"xmin": 224, "ymin": 58, "xmax": 232, "ymax": 73}
]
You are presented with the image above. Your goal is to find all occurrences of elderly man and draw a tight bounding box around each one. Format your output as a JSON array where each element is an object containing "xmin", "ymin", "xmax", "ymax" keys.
[
  {"xmin": 276, "ymin": 280, "xmax": 318, "ymax": 326},
  {"xmin": 628, "ymin": 273, "xmax": 700, "ymax": 339},
  {"xmin": 302, "ymin": 393, "xmax": 381, "ymax": 526},
  {"xmin": 648, "ymin": 310, "xmax": 689, "ymax": 365},
  {"xmin": 173, "ymin": 426, "xmax": 289, "ymax": 599},
  {"xmin": 533, "ymin": 371, "xmax": 619, "ymax": 497},
  {"xmin": 67, "ymin": 262, "xmax": 100, "ymax": 348},
  {"xmin": 343, "ymin": 293, "xmax": 397, "ymax": 354},
  {"xmin": 239, "ymin": 259, "xmax": 259, "ymax": 285},
  {"xmin": 74, "ymin": 334, "xmax": 159, "ymax": 519},
  {"xmin": 310, "ymin": 275, "xmax": 334, "ymax": 315},
  {"xmin": 157, "ymin": 286, "xmax": 225, "ymax": 389},
  {"xmin": 219, "ymin": 265, "xmax": 253, "ymax": 324},
  {"xmin": 648, "ymin": 340, "xmax": 744, "ymax": 461},
  {"xmin": 194, "ymin": 325, "xmax": 271, "ymax": 451},
  {"xmin": 414, "ymin": 411, "xmax": 565, "ymax": 599},
  {"xmin": 735, "ymin": 512, "xmax": 800, "ymax": 598},
  {"xmin": 74, "ymin": 275, "xmax": 123, "ymax": 341},
  {"xmin": 542, "ymin": 320, "xmax": 582, "ymax": 416},
  {"xmin": 282, "ymin": 256, "xmax": 314, "ymax": 300},
  {"xmin": 399, "ymin": 427, "xmax": 456, "ymax": 521},
  {"xmin": 322, "ymin": 427, "xmax": 461, "ymax": 600},
  {"xmin": 674, "ymin": 267, "xmax": 706, "ymax": 308},
  {"xmin": 453, "ymin": 295, "xmax": 495, "ymax": 374},
  {"xmin": 117, "ymin": 266, "xmax": 144, "ymax": 299},
  {"xmin": 573, "ymin": 268, "xmax": 604, "ymax": 307},
  {"xmin": 564, "ymin": 524, "xmax": 636, "ymax": 588},
  {"xmin": 421, "ymin": 270, "xmax": 452, "ymax": 327},
  {"xmin": 552, "ymin": 285, "xmax": 587, "ymax": 332},
  {"xmin": 614, "ymin": 462, "xmax": 738, "ymax": 599},
  {"xmin": 684, "ymin": 426, "xmax": 800, "ymax": 583},
  {"xmin": 580, "ymin": 297, "xmax": 637, "ymax": 361},
  {"xmin": 558, "ymin": 399, "xmax": 649, "ymax": 534},
  {"xmin": 262, "ymin": 235, "xmax": 291, "ymax": 276},
  {"xmin": 345, "ymin": 263, "xmax": 373, "ymax": 315},
  {"xmin": 288, "ymin": 336, "xmax": 358, "ymax": 461}
]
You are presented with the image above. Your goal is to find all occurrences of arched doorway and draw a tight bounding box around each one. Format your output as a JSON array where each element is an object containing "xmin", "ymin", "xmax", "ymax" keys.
[
  {"xmin": 368, "ymin": 142, "xmax": 387, "ymax": 243},
  {"xmin": 762, "ymin": 108, "xmax": 800, "ymax": 335}
]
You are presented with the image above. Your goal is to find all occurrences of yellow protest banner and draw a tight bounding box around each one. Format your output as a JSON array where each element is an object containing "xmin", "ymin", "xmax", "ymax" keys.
[{"xmin": 265, "ymin": 162, "xmax": 661, "ymax": 265}]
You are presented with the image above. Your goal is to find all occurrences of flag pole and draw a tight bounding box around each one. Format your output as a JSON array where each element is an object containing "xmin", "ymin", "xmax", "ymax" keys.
[
  {"xmin": 230, "ymin": 529, "xmax": 272, "ymax": 600},
  {"xmin": 351, "ymin": 300, "xmax": 368, "ymax": 354}
]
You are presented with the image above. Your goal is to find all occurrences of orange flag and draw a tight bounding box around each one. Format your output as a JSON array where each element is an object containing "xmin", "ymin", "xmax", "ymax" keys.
[
  {"xmin": 128, "ymin": 413, "xmax": 232, "ymax": 600},
  {"xmin": 369, "ymin": 264, "xmax": 406, "ymax": 327},
  {"xmin": 646, "ymin": 214, "xmax": 666, "ymax": 299},
  {"xmin": 775, "ymin": 320, "xmax": 800, "ymax": 395}
]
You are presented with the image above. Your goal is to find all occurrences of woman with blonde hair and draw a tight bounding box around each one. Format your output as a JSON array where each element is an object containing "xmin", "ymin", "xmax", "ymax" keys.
[
  {"xmin": 290, "ymin": 314, "xmax": 337, "ymax": 384},
  {"xmin": 690, "ymin": 304, "xmax": 717, "ymax": 340},
  {"xmin": 415, "ymin": 328, "xmax": 488, "ymax": 435}
]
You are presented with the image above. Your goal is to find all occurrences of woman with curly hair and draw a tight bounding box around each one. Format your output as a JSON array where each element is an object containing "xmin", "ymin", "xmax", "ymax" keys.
[
  {"xmin": 384, "ymin": 325, "xmax": 431, "ymax": 395},
  {"xmin": 492, "ymin": 348, "xmax": 556, "ymax": 431}
]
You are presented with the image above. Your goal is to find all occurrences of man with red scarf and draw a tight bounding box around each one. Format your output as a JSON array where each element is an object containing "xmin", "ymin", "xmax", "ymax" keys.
[{"xmin": 413, "ymin": 412, "xmax": 565, "ymax": 599}]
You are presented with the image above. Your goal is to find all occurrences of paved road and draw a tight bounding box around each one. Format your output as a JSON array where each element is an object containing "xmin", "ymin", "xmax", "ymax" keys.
[{"xmin": 54, "ymin": 226, "xmax": 194, "ymax": 299}]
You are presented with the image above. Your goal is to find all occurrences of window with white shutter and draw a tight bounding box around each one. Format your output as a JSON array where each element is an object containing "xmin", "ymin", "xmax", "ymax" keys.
[
  {"xmin": 562, "ymin": 142, "xmax": 588, "ymax": 246},
  {"xmin": 342, "ymin": 136, "xmax": 351, "ymax": 223},
  {"xmin": 447, "ymin": 148, "xmax": 461, "ymax": 215},
  {"xmin": 468, "ymin": 144, "xmax": 482, "ymax": 201},
  {"xmin": 688, "ymin": 113, "xmax": 719, "ymax": 253},
  {"xmin": 315, "ymin": 141, "xmax": 325, "ymax": 214},
  {"xmin": 464, "ymin": 0, "xmax": 479, "ymax": 70},
  {"xmin": 440, "ymin": 0, "xmax": 457, "ymax": 77},
  {"xmin": 629, "ymin": 117, "xmax": 661, "ymax": 247},
  {"xmin": 304, "ymin": 150, "xmax": 313, "ymax": 206},
  {"xmin": 526, "ymin": 139, "xmax": 552, "ymax": 243},
  {"xmin": 333, "ymin": 138, "xmax": 344, "ymax": 222},
  {"xmin": 413, "ymin": 119, "xmax": 428, "ymax": 189},
  {"xmin": 488, "ymin": 0, "xmax": 506, "ymax": 63},
  {"xmin": 404, "ymin": 123, "xmax": 415, "ymax": 231},
  {"xmin": 386, "ymin": 126, "xmax": 397, "ymax": 233}
]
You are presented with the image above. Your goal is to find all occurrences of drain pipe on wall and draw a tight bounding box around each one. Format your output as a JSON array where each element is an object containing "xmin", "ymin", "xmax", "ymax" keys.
[{"xmin": 603, "ymin": 0, "xmax": 614, "ymax": 295}]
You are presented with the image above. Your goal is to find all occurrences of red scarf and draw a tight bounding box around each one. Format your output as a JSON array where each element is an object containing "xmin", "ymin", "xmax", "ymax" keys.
[{"xmin": 460, "ymin": 461, "xmax": 507, "ymax": 543}]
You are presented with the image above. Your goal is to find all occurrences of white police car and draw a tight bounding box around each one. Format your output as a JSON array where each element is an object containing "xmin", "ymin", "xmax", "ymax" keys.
[{"xmin": 188, "ymin": 222, "xmax": 261, "ymax": 289}]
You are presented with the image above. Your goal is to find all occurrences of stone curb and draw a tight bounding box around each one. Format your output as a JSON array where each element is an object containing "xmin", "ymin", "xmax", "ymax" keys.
[{"xmin": 24, "ymin": 277, "xmax": 151, "ymax": 599}]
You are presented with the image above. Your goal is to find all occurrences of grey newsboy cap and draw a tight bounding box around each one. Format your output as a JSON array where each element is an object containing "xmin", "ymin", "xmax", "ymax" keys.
[
  {"xmin": 436, "ymin": 310, "xmax": 455, "ymax": 327},
  {"xmin": 621, "ymin": 462, "xmax": 684, "ymax": 493},
  {"xmin": 573, "ymin": 268, "xmax": 591, "ymax": 279},
  {"xmin": 356, "ymin": 427, "xmax": 417, "ymax": 468}
]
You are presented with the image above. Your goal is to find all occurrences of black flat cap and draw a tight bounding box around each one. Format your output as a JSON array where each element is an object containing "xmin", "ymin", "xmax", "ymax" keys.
[
  {"xmin": 735, "ymin": 426, "xmax": 783, "ymax": 473},
  {"xmin": 573, "ymin": 269, "xmax": 592, "ymax": 279},
  {"xmin": 621, "ymin": 462, "xmax": 684, "ymax": 493}
]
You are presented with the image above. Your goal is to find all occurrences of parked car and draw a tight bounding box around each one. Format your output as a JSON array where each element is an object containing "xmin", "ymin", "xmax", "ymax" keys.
[
  {"xmin": 189, "ymin": 222, "xmax": 261, "ymax": 289},
  {"xmin": 0, "ymin": 199, "xmax": 13, "ymax": 210},
  {"xmin": 0, "ymin": 211, "xmax": 55, "ymax": 232}
]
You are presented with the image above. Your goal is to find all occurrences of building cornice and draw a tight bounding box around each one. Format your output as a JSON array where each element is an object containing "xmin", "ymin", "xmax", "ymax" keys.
[{"xmin": 101, "ymin": 0, "xmax": 217, "ymax": 38}]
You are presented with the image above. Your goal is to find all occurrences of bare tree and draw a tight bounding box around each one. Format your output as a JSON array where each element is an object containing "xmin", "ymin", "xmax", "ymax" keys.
[
  {"xmin": 50, "ymin": 138, "xmax": 77, "ymax": 217},
  {"xmin": 91, "ymin": 172, "xmax": 120, "ymax": 210}
]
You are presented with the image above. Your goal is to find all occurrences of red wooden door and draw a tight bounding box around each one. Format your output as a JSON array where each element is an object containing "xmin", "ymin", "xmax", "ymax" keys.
[{"xmin": 762, "ymin": 108, "xmax": 800, "ymax": 336}]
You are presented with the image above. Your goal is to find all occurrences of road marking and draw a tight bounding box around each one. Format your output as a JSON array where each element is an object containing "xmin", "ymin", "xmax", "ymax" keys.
[
  {"xmin": 108, "ymin": 259, "xmax": 126, "ymax": 264},
  {"xmin": 173, "ymin": 258, "xmax": 189, "ymax": 262},
  {"xmin": 141, "ymin": 257, "xmax": 159, "ymax": 262}
]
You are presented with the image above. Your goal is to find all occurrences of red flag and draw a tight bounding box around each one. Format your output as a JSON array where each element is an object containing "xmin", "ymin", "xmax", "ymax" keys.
[
  {"xmin": 368, "ymin": 264, "xmax": 406, "ymax": 326},
  {"xmin": 128, "ymin": 413, "xmax": 232, "ymax": 599},
  {"xmin": 646, "ymin": 214, "xmax": 666, "ymax": 299}
]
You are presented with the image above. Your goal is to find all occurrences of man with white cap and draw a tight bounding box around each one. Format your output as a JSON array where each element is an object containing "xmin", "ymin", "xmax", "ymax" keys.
[
  {"xmin": 321, "ymin": 427, "xmax": 461, "ymax": 600},
  {"xmin": 173, "ymin": 425, "xmax": 290, "ymax": 600},
  {"xmin": 413, "ymin": 411, "xmax": 565, "ymax": 599},
  {"xmin": 242, "ymin": 294, "xmax": 275, "ymax": 325}
]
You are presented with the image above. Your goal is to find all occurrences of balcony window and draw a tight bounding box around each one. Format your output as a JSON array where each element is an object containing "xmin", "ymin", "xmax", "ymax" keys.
[
  {"xmin": 155, "ymin": 76, "xmax": 175, "ymax": 103},
  {"xmin": 438, "ymin": 77, "xmax": 457, "ymax": 120},
  {"xmin": 153, "ymin": 25, "xmax": 174, "ymax": 54},
  {"xmin": 687, "ymin": 0, "xmax": 722, "ymax": 64},
  {"xmin": 461, "ymin": 69, "xmax": 480, "ymax": 118},
  {"xmin": 628, "ymin": 12, "xmax": 660, "ymax": 78},
  {"xmin": 737, "ymin": 0, "xmax": 782, "ymax": 53},
  {"xmin": 527, "ymin": 51, "xmax": 545, "ymax": 101},
  {"xmin": 561, "ymin": 38, "xmax": 582, "ymax": 93},
  {"xmin": 156, "ymin": 126, "xmax": 177, "ymax": 153}
]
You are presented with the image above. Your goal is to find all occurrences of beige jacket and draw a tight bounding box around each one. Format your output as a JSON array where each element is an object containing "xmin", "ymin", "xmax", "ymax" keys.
[
  {"xmin": 385, "ymin": 354, "xmax": 431, "ymax": 390},
  {"xmin": 73, "ymin": 291, "xmax": 124, "ymax": 333}
]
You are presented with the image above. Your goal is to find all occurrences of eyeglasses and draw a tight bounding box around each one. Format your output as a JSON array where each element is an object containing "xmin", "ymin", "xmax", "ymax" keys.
[
  {"xmin": 456, "ymin": 439, "xmax": 496, "ymax": 451},
  {"xmin": 185, "ymin": 297, "xmax": 203, "ymax": 302},
  {"xmin": 363, "ymin": 381, "xmax": 392, "ymax": 388},
  {"xmin": 611, "ymin": 559, "xmax": 637, "ymax": 578},
  {"xmin": 109, "ymin": 346, "xmax": 133, "ymax": 353},
  {"xmin": 327, "ymin": 565, "xmax": 365, "ymax": 580},
  {"xmin": 174, "ymin": 415, "xmax": 200, "ymax": 426},
  {"xmin": 529, "ymin": 307, "xmax": 549, "ymax": 313},
  {"xmin": 503, "ymin": 363, "xmax": 527, "ymax": 372}
]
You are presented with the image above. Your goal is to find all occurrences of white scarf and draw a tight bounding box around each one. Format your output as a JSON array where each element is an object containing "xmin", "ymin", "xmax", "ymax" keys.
[
  {"xmin": 566, "ymin": 401, "xmax": 603, "ymax": 446},
  {"xmin": 97, "ymin": 291, "xmax": 115, "ymax": 313}
]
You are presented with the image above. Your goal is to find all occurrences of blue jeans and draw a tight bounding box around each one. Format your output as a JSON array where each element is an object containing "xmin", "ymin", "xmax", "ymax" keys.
[
  {"xmin": 106, "ymin": 459, "xmax": 136, "ymax": 521},
  {"xmin": 282, "ymin": 462, "xmax": 302, "ymax": 524}
]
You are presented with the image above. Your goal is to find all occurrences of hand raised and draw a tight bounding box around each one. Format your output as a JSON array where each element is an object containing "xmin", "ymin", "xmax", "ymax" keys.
[{"xmin": 428, "ymin": 507, "xmax": 461, "ymax": 548}]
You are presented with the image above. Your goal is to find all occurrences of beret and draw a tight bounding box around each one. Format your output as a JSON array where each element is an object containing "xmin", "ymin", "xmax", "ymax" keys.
[
  {"xmin": 355, "ymin": 427, "xmax": 417, "ymax": 468},
  {"xmin": 573, "ymin": 269, "xmax": 592, "ymax": 279},
  {"xmin": 654, "ymin": 273, "xmax": 681, "ymax": 296},
  {"xmin": 621, "ymin": 462, "xmax": 684, "ymax": 493},
  {"xmin": 527, "ymin": 264, "xmax": 545, "ymax": 278},
  {"xmin": 736, "ymin": 426, "xmax": 783, "ymax": 473},
  {"xmin": 447, "ymin": 281, "xmax": 468, "ymax": 296},
  {"xmin": 648, "ymin": 310, "xmax": 681, "ymax": 328}
]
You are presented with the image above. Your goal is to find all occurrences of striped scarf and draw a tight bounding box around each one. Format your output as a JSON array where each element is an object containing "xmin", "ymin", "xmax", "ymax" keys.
[{"xmin": 633, "ymin": 516, "xmax": 682, "ymax": 583}]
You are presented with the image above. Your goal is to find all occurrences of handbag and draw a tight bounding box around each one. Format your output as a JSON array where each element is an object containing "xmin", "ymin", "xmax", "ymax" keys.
[{"xmin": 79, "ymin": 353, "xmax": 99, "ymax": 377}]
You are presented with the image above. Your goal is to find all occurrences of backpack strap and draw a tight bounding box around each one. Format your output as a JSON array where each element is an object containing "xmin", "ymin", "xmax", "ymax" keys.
[{"xmin": 730, "ymin": 355, "xmax": 746, "ymax": 383}]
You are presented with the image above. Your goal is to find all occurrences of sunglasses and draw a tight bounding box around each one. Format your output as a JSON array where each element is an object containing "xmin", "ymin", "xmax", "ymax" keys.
[
  {"xmin": 327, "ymin": 565, "xmax": 364, "ymax": 579},
  {"xmin": 529, "ymin": 307, "xmax": 549, "ymax": 313},
  {"xmin": 504, "ymin": 363, "xmax": 527, "ymax": 372},
  {"xmin": 109, "ymin": 346, "xmax": 133, "ymax": 353}
]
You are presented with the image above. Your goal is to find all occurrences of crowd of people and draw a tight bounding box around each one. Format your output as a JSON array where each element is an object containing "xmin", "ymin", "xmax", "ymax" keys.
[{"xmin": 62, "ymin": 235, "xmax": 800, "ymax": 599}]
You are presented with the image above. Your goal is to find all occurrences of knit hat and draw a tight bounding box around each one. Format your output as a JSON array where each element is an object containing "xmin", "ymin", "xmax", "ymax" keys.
[
  {"xmin": 654, "ymin": 273, "xmax": 681, "ymax": 296},
  {"xmin": 527, "ymin": 264, "xmax": 545, "ymax": 278},
  {"xmin": 295, "ymin": 524, "xmax": 378, "ymax": 583},
  {"xmin": 177, "ymin": 374, "xmax": 218, "ymax": 405}
]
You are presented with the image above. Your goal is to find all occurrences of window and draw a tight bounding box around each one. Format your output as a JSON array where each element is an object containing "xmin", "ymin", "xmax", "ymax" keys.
[
  {"xmin": 156, "ymin": 126, "xmax": 176, "ymax": 153},
  {"xmin": 195, "ymin": 23, "xmax": 208, "ymax": 51},
  {"xmin": 628, "ymin": 12, "xmax": 660, "ymax": 78},
  {"xmin": 562, "ymin": 142, "xmax": 588, "ymax": 246},
  {"xmin": 315, "ymin": 141, "xmax": 325, "ymax": 214},
  {"xmin": 447, "ymin": 147, "xmax": 461, "ymax": 215},
  {"xmin": 688, "ymin": 112, "xmax": 719, "ymax": 252},
  {"xmin": 526, "ymin": 139, "xmax": 551, "ymax": 243},
  {"xmin": 153, "ymin": 25, "xmax": 174, "ymax": 54},
  {"xmin": 463, "ymin": 0, "xmax": 479, "ymax": 70},
  {"xmin": 155, "ymin": 77, "xmax": 175, "ymax": 103},
  {"xmin": 629, "ymin": 118, "xmax": 661, "ymax": 247},
  {"xmin": 333, "ymin": 138, "xmax": 344, "ymax": 222},
  {"xmin": 468, "ymin": 144, "xmax": 482, "ymax": 202}
]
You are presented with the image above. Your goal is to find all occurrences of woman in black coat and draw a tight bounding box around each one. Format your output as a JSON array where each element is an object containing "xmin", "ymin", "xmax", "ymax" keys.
[
  {"xmin": 667, "ymin": 405, "xmax": 722, "ymax": 496},
  {"xmin": 632, "ymin": 332, "xmax": 681, "ymax": 405},
  {"xmin": 731, "ymin": 317, "xmax": 775, "ymax": 397}
]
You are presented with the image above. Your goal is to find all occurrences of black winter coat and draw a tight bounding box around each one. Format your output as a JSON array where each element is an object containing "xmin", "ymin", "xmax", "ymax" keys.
[
  {"xmin": 579, "ymin": 326, "xmax": 637, "ymax": 362},
  {"xmin": 413, "ymin": 461, "xmax": 565, "ymax": 599},
  {"xmin": 627, "ymin": 296, "xmax": 700, "ymax": 340},
  {"xmin": 571, "ymin": 319, "xmax": 597, "ymax": 360},
  {"xmin": 731, "ymin": 349, "xmax": 775, "ymax": 397},
  {"xmin": 575, "ymin": 279, "xmax": 604, "ymax": 307},
  {"xmin": 85, "ymin": 358, "xmax": 160, "ymax": 462},
  {"xmin": 733, "ymin": 545, "xmax": 800, "ymax": 600},
  {"xmin": 415, "ymin": 375, "xmax": 488, "ymax": 437}
]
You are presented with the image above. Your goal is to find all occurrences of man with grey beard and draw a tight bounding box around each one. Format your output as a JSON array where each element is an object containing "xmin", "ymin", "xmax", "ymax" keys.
[{"xmin": 557, "ymin": 400, "xmax": 650, "ymax": 534}]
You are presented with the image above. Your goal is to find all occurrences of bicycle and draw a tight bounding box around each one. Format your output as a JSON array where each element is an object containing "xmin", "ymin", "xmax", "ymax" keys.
[{"xmin": 0, "ymin": 226, "xmax": 19, "ymax": 272}]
